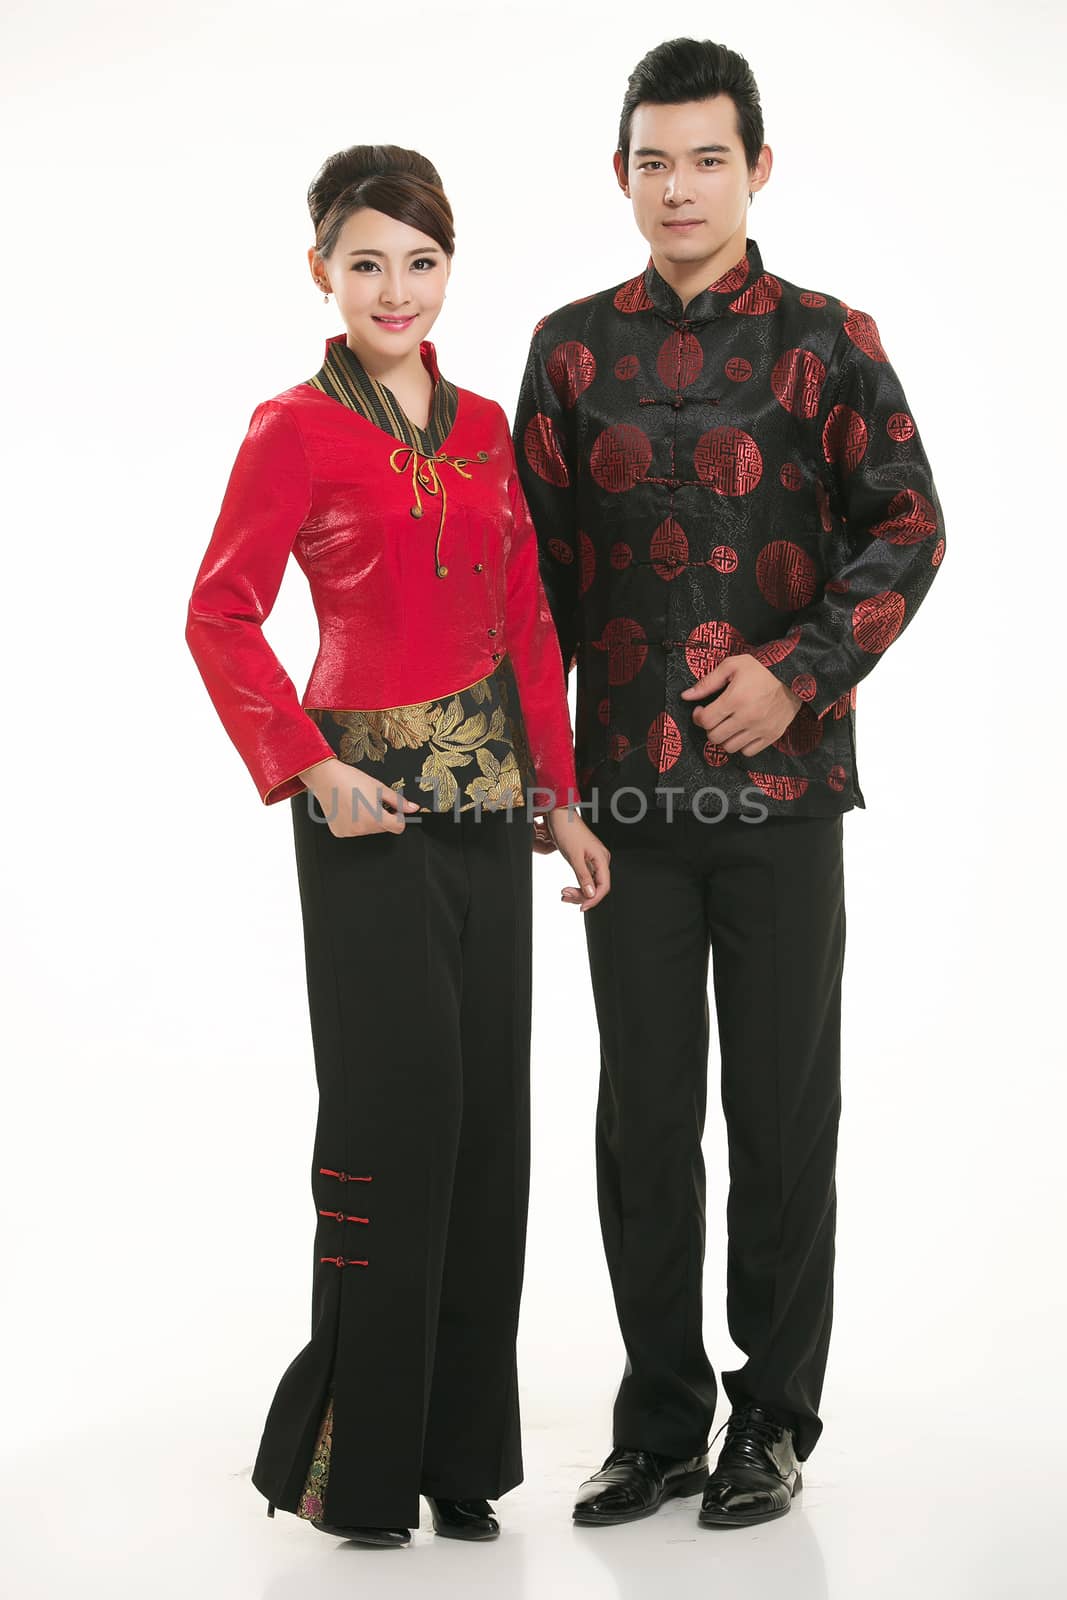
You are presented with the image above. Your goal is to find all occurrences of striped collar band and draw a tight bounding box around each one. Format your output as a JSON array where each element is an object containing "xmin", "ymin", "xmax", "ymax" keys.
[{"xmin": 306, "ymin": 335, "xmax": 458, "ymax": 454}]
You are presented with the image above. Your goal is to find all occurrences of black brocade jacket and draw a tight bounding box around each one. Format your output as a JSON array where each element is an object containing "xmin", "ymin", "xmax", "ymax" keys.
[{"xmin": 514, "ymin": 238, "xmax": 946, "ymax": 817}]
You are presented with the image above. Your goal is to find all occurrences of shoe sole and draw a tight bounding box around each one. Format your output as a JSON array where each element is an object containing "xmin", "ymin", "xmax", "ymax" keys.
[
  {"xmin": 269, "ymin": 1503, "xmax": 410, "ymax": 1547},
  {"xmin": 698, "ymin": 1473, "xmax": 803, "ymax": 1530},
  {"xmin": 572, "ymin": 1467, "xmax": 710, "ymax": 1527},
  {"xmin": 432, "ymin": 1526, "xmax": 500, "ymax": 1541},
  {"xmin": 312, "ymin": 1521, "xmax": 411, "ymax": 1547}
]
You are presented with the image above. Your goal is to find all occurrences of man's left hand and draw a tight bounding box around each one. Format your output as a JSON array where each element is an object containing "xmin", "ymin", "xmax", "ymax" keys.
[{"xmin": 680, "ymin": 654, "xmax": 804, "ymax": 756}]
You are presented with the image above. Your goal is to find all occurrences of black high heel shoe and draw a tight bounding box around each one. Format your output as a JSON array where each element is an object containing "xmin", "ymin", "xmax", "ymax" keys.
[
  {"xmin": 267, "ymin": 1500, "xmax": 410, "ymax": 1547},
  {"xmin": 424, "ymin": 1496, "xmax": 500, "ymax": 1540}
]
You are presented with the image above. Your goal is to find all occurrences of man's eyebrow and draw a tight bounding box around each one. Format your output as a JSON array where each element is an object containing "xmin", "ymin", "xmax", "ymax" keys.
[
  {"xmin": 633, "ymin": 144, "xmax": 732, "ymax": 156},
  {"xmin": 345, "ymin": 246, "xmax": 443, "ymax": 257}
]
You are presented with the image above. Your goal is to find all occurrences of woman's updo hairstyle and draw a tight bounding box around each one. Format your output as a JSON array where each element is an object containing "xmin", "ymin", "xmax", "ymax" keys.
[{"xmin": 308, "ymin": 145, "xmax": 455, "ymax": 262}]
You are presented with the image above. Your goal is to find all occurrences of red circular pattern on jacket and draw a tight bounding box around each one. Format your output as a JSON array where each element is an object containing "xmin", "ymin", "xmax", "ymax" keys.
[
  {"xmin": 590, "ymin": 425, "xmax": 653, "ymax": 492},
  {"xmin": 703, "ymin": 738, "xmax": 730, "ymax": 767},
  {"xmin": 756, "ymin": 540, "xmax": 818, "ymax": 609},
  {"xmin": 871, "ymin": 488, "xmax": 937, "ymax": 545},
  {"xmin": 779, "ymin": 463, "xmax": 803, "ymax": 491},
  {"xmin": 547, "ymin": 538, "xmax": 573, "ymax": 565},
  {"xmin": 524, "ymin": 413, "xmax": 570, "ymax": 486},
  {"xmin": 799, "ymin": 291, "xmax": 827, "ymax": 308},
  {"xmin": 579, "ymin": 530, "xmax": 596, "ymax": 595},
  {"xmin": 610, "ymin": 541, "xmax": 632, "ymax": 570},
  {"xmin": 657, "ymin": 331, "xmax": 704, "ymax": 390},
  {"xmin": 931, "ymin": 538, "xmax": 945, "ymax": 567},
  {"xmin": 615, "ymin": 355, "xmax": 640, "ymax": 380},
  {"xmin": 816, "ymin": 479, "xmax": 833, "ymax": 531},
  {"xmin": 694, "ymin": 427, "xmax": 763, "ymax": 495},
  {"xmin": 725, "ymin": 357, "xmax": 752, "ymax": 382},
  {"xmin": 614, "ymin": 276, "xmax": 654, "ymax": 314},
  {"xmin": 827, "ymin": 765, "xmax": 847, "ymax": 792},
  {"xmin": 547, "ymin": 341, "xmax": 597, "ymax": 408},
  {"xmin": 647, "ymin": 712, "xmax": 682, "ymax": 773},
  {"xmin": 791, "ymin": 674, "xmax": 817, "ymax": 701},
  {"xmin": 843, "ymin": 309, "xmax": 888, "ymax": 362},
  {"xmin": 747, "ymin": 772, "xmax": 809, "ymax": 801},
  {"xmin": 771, "ymin": 348, "xmax": 828, "ymax": 419},
  {"xmin": 608, "ymin": 733, "xmax": 631, "ymax": 761},
  {"xmin": 822, "ymin": 405, "xmax": 868, "ymax": 473},
  {"xmin": 709, "ymin": 545, "xmax": 738, "ymax": 574},
  {"xmin": 651, "ymin": 518, "xmax": 689, "ymax": 579},
  {"xmin": 709, "ymin": 256, "xmax": 751, "ymax": 294},
  {"xmin": 887, "ymin": 411, "xmax": 915, "ymax": 442},
  {"xmin": 853, "ymin": 590, "xmax": 905, "ymax": 653},
  {"xmin": 532, "ymin": 315, "xmax": 547, "ymax": 336},
  {"xmin": 751, "ymin": 631, "xmax": 800, "ymax": 668},
  {"xmin": 773, "ymin": 705, "xmax": 824, "ymax": 757},
  {"xmin": 685, "ymin": 620, "xmax": 749, "ymax": 678},
  {"xmin": 598, "ymin": 697, "xmax": 611, "ymax": 726},
  {"xmin": 601, "ymin": 617, "xmax": 648, "ymax": 684},
  {"xmin": 730, "ymin": 274, "xmax": 783, "ymax": 315}
]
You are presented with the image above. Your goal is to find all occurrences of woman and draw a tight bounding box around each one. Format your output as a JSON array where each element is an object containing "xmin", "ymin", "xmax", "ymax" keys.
[{"xmin": 185, "ymin": 144, "xmax": 611, "ymax": 1548}]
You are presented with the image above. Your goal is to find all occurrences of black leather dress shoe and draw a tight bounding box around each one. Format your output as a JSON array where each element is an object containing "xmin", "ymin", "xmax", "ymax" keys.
[
  {"xmin": 698, "ymin": 1405, "xmax": 803, "ymax": 1529},
  {"xmin": 573, "ymin": 1447, "xmax": 709, "ymax": 1526},
  {"xmin": 425, "ymin": 1496, "xmax": 500, "ymax": 1540},
  {"xmin": 267, "ymin": 1498, "xmax": 411, "ymax": 1546},
  {"xmin": 311, "ymin": 1518, "xmax": 411, "ymax": 1546}
]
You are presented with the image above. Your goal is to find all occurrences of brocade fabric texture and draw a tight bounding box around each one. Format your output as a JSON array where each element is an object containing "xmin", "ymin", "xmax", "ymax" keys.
[
  {"xmin": 297, "ymin": 1395, "xmax": 334, "ymax": 1523},
  {"xmin": 305, "ymin": 652, "xmax": 535, "ymax": 813},
  {"xmin": 514, "ymin": 237, "xmax": 946, "ymax": 817}
]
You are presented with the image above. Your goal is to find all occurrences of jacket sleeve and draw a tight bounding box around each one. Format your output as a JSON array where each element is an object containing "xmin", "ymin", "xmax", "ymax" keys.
[
  {"xmin": 512, "ymin": 325, "xmax": 582, "ymax": 679},
  {"xmin": 185, "ymin": 399, "xmax": 336, "ymax": 804},
  {"xmin": 756, "ymin": 312, "xmax": 946, "ymax": 719},
  {"xmin": 500, "ymin": 413, "xmax": 580, "ymax": 810}
]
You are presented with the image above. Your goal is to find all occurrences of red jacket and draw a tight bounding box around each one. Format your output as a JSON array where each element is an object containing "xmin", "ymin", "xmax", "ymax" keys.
[{"xmin": 186, "ymin": 340, "xmax": 578, "ymax": 807}]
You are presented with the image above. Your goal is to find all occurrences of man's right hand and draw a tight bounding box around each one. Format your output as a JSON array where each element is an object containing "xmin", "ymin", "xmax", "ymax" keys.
[{"xmin": 298, "ymin": 757, "xmax": 421, "ymax": 838}]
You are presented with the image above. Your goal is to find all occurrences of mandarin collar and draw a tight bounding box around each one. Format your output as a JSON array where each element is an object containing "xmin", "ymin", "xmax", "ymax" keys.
[
  {"xmin": 642, "ymin": 237, "xmax": 764, "ymax": 324},
  {"xmin": 314, "ymin": 335, "xmax": 456, "ymax": 454},
  {"xmin": 322, "ymin": 335, "xmax": 443, "ymax": 384}
]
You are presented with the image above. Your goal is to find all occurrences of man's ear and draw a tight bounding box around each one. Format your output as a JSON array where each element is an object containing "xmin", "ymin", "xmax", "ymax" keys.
[
  {"xmin": 613, "ymin": 149, "xmax": 630, "ymax": 198},
  {"xmin": 748, "ymin": 144, "xmax": 773, "ymax": 199}
]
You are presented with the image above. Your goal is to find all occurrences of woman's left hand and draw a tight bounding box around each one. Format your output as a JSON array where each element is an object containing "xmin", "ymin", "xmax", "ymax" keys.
[{"xmin": 544, "ymin": 807, "xmax": 611, "ymax": 911}]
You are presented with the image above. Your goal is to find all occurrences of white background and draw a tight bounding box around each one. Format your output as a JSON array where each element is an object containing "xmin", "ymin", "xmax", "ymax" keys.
[{"xmin": 2, "ymin": 1, "xmax": 1064, "ymax": 1595}]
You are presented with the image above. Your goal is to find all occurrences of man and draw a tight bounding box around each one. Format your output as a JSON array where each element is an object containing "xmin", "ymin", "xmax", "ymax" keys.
[{"xmin": 515, "ymin": 37, "xmax": 944, "ymax": 1530}]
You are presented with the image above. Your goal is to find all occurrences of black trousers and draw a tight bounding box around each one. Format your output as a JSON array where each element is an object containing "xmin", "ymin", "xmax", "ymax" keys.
[
  {"xmin": 251, "ymin": 796, "xmax": 534, "ymax": 1529},
  {"xmin": 584, "ymin": 802, "xmax": 846, "ymax": 1463}
]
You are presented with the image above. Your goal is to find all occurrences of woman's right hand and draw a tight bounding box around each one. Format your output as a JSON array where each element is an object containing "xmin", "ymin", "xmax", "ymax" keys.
[{"xmin": 298, "ymin": 758, "xmax": 422, "ymax": 838}]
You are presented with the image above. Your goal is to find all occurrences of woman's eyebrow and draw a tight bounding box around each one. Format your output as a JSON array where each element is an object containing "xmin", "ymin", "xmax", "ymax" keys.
[{"xmin": 346, "ymin": 246, "xmax": 442, "ymax": 257}]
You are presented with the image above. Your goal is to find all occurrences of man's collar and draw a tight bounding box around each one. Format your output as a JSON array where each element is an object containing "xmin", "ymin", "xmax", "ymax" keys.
[{"xmin": 642, "ymin": 237, "xmax": 764, "ymax": 323}]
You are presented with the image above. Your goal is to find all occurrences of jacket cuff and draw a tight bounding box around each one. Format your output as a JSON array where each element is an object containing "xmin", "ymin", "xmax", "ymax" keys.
[
  {"xmin": 754, "ymin": 641, "xmax": 848, "ymax": 721},
  {"xmin": 258, "ymin": 742, "xmax": 335, "ymax": 806}
]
